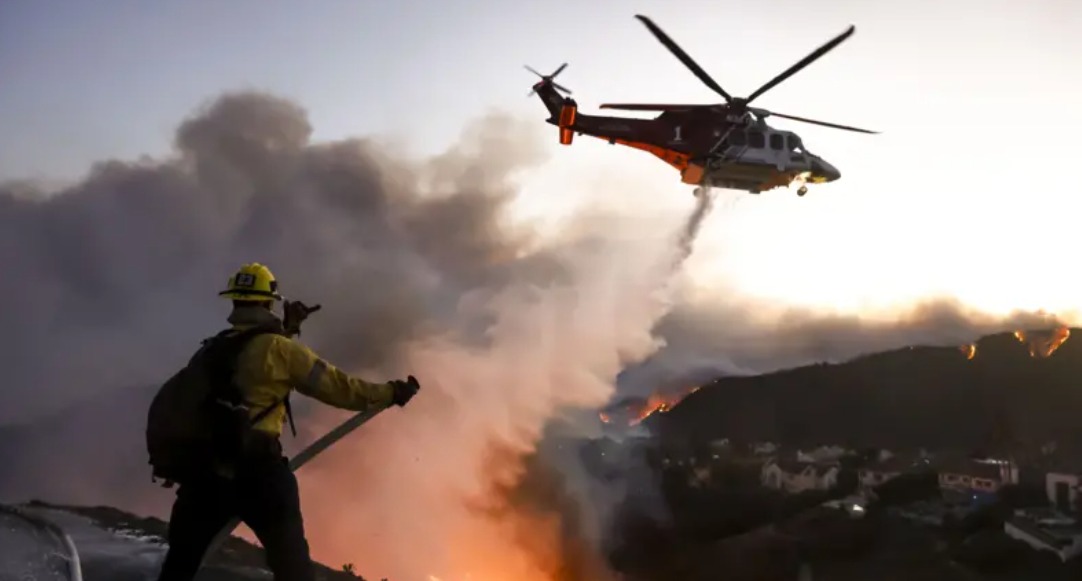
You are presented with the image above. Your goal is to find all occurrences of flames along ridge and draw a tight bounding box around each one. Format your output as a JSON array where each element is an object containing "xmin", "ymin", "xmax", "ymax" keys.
[
  {"xmin": 961, "ymin": 325, "xmax": 1071, "ymax": 361},
  {"xmin": 599, "ymin": 386, "xmax": 702, "ymax": 426},
  {"xmin": 603, "ymin": 327, "xmax": 1073, "ymax": 427}
]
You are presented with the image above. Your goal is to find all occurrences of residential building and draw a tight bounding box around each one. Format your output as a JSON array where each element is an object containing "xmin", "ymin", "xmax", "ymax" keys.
[
  {"xmin": 751, "ymin": 441, "xmax": 778, "ymax": 456},
  {"xmin": 796, "ymin": 445, "xmax": 848, "ymax": 465},
  {"xmin": 937, "ymin": 458, "xmax": 1009, "ymax": 494},
  {"xmin": 857, "ymin": 457, "xmax": 919, "ymax": 489},
  {"xmin": 1004, "ymin": 510, "xmax": 1082, "ymax": 562},
  {"xmin": 762, "ymin": 459, "xmax": 838, "ymax": 494},
  {"xmin": 1047, "ymin": 470, "xmax": 1082, "ymax": 513}
]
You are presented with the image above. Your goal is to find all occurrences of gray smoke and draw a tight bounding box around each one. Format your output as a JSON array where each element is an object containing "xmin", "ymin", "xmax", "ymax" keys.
[
  {"xmin": 0, "ymin": 92, "xmax": 553, "ymax": 422},
  {"xmin": 619, "ymin": 296, "xmax": 1063, "ymax": 396},
  {"xmin": 0, "ymin": 91, "xmax": 553, "ymax": 506},
  {"xmin": 0, "ymin": 91, "xmax": 721, "ymax": 579}
]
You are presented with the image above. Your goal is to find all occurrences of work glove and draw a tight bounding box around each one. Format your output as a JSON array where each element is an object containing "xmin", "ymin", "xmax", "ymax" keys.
[
  {"xmin": 283, "ymin": 300, "xmax": 322, "ymax": 337},
  {"xmin": 389, "ymin": 375, "xmax": 420, "ymax": 407}
]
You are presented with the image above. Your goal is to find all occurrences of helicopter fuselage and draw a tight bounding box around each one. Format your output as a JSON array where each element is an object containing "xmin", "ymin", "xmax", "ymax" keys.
[{"xmin": 539, "ymin": 90, "xmax": 839, "ymax": 195}]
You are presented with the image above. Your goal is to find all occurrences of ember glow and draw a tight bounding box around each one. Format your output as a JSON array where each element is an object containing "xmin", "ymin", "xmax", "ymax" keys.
[
  {"xmin": 599, "ymin": 385, "xmax": 702, "ymax": 426},
  {"xmin": 1013, "ymin": 326, "xmax": 1071, "ymax": 358},
  {"xmin": 960, "ymin": 344, "xmax": 977, "ymax": 360}
]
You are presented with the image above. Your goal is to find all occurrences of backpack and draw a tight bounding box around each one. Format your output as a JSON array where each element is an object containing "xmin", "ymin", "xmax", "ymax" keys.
[{"xmin": 145, "ymin": 325, "xmax": 296, "ymax": 486}]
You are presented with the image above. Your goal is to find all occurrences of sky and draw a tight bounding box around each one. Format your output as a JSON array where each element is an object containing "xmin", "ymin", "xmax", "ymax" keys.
[{"xmin": 3, "ymin": 0, "xmax": 1082, "ymax": 320}]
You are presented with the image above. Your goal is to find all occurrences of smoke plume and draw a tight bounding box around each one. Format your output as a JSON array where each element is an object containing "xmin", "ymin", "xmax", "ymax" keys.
[
  {"xmin": 294, "ymin": 183, "xmax": 715, "ymax": 580},
  {"xmin": 0, "ymin": 90, "xmax": 718, "ymax": 579},
  {"xmin": 619, "ymin": 295, "xmax": 1067, "ymax": 396}
]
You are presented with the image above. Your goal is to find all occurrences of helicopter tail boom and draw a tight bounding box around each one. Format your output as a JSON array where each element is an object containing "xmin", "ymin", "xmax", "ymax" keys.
[
  {"xmin": 531, "ymin": 78, "xmax": 568, "ymax": 123},
  {"xmin": 527, "ymin": 70, "xmax": 579, "ymax": 145}
]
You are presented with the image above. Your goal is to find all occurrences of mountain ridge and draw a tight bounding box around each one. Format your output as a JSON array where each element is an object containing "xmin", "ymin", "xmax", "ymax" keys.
[{"xmin": 649, "ymin": 327, "xmax": 1082, "ymax": 456}]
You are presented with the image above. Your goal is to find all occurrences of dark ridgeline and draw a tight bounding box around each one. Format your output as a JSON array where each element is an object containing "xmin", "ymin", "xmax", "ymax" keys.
[{"xmin": 648, "ymin": 328, "xmax": 1082, "ymax": 459}]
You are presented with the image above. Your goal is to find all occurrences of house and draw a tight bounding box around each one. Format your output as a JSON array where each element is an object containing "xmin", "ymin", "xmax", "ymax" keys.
[
  {"xmin": 751, "ymin": 441, "xmax": 778, "ymax": 456},
  {"xmin": 937, "ymin": 458, "xmax": 1010, "ymax": 494},
  {"xmin": 972, "ymin": 456, "xmax": 1020, "ymax": 484},
  {"xmin": 762, "ymin": 459, "xmax": 838, "ymax": 494},
  {"xmin": 710, "ymin": 438, "xmax": 731, "ymax": 450},
  {"xmin": 858, "ymin": 457, "xmax": 920, "ymax": 489},
  {"xmin": 1004, "ymin": 509, "xmax": 1082, "ymax": 562},
  {"xmin": 1047, "ymin": 469, "xmax": 1082, "ymax": 513},
  {"xmin": 796, "ymin": 445, "xmax": 848, "ymax": 465}
]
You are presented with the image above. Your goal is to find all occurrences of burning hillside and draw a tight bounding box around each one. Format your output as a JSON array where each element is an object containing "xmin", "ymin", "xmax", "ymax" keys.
[
  {"xmin": 600, "ymin": 386, "xmax": 701, "ymax": 427},
  {"xmin": 1014, "ymin": 326, "xmax": 1071, "ymax": 358},
  {"xmin": 651, "ymin": 325, "xmax": 1082, "ymax": 453},
  {"xmin": 959, "ymin": 325, "xmax": 1070, "ymax": 360}
]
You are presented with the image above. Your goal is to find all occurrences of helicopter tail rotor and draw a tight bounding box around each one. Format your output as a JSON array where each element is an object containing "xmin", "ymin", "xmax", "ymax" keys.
[{"xmin": 526, "ymin": 63, "xmax": 573, "ymax": 97}]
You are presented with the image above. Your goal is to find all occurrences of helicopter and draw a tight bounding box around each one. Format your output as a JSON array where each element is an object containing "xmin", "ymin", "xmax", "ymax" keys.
[{"xmin": 526, "ymin": 15, "xmax": 878, "ymax": 197}]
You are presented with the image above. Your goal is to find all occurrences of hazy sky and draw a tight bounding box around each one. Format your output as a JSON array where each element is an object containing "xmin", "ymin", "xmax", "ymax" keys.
[{"xmin": 3, "ymin": 0, "xmax": 1081, "ymax": 317}]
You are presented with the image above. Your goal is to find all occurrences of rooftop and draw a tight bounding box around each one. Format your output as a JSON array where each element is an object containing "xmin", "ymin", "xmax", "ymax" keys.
[{"xmin": 1008, "ymin": 515, "xmax": 1082, "ymax": 549}]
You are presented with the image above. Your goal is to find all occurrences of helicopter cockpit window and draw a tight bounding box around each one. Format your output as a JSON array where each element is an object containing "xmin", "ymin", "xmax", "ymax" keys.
[
  {"xmin": 748, "ymin": 130, "xmax": 765, "ymax": 149},
  {"xmin": 729, "ymin": 130, "xmax": 747, "ymax": 147},
  {"xmin": 787, "ymin": 135, "xmax": 804, "ymax": 152},
  {"xmin": 769, "ymin": 134, "xmax": 784, "ymax": 150}
]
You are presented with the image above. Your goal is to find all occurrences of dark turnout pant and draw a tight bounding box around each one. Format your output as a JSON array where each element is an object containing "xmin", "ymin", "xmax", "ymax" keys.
[{"xmin": 156, "ymin": 456, "xmax": 314, "ymax": 581}]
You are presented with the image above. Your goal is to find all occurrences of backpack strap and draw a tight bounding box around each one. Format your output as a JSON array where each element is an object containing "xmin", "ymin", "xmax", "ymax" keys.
[
  {"xmin": 203, "ymin": 324, "xmax": 298, "ymax": 437},
  {"xmin": 284, "ymin": 394, "xmax": 297, "ymax": 437}
]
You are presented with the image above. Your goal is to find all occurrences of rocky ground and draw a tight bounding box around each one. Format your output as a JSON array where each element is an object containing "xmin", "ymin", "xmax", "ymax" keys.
[{"xmin": 0, "ymin": 500, "xmax": 370, "ymax": 581}]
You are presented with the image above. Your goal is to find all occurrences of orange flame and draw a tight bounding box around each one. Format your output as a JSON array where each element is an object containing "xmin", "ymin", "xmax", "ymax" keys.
[
  {"xmin": 1013, "ymin": 325, "xmax": 1071, "ymax": 358},
  {"xmin": 960, "ymin": 344, "xmax": 977, "ymax": 360},
  {"xmin": 600, "ymin": 385, "xmax": 702, "ymax": 426}
]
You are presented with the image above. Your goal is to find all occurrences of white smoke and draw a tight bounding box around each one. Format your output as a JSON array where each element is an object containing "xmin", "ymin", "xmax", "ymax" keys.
[{"xmin": 295, "ymin": 190, "xmax": 717, "ymax": 580}]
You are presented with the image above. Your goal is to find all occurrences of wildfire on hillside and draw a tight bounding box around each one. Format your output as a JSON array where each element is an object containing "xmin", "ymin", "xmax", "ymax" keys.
[
  {"xmin": 599, "ymin": 385, "xmax": 702, "ymax": 427},
  {"xmin": 1014, "ymin": 325, "xmax": 1071, "ymax": 358},
  {"xmin": 960, "ymin": 326, "xmax": 1071, "ymax": 361}
]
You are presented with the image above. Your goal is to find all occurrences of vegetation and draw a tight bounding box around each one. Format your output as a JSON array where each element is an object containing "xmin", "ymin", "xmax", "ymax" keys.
[{"xmin": 651, "ymin": 328, "xmax": 1082, "ymax": 456}]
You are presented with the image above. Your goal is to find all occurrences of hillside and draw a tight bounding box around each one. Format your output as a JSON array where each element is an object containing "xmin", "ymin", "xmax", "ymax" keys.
[{"xmin": 649, "ymin": 327, "xmax": 1082, "ymax": 455}]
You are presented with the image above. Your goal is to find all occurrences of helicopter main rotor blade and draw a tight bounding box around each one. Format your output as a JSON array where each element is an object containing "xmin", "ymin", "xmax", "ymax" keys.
[
  {"xmin": 744, "ymin": 25, "xmax": 855, "ymax": 105},
  {"xmin": 599, "ymin": 103, "xmax": 715, "ymax": 111},
  {"xmin": 764, "ymin": 110, "xmax": 879, "ymax": 134},
  {"xmin": 635, "ymin": 15, "xmax": 732, "ymax": 103}
]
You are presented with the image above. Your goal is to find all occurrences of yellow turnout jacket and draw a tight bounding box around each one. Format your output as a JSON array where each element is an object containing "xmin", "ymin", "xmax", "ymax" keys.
[{"xmin": 226, "ymin": 305, "xmax": 395, "ymax": 436}]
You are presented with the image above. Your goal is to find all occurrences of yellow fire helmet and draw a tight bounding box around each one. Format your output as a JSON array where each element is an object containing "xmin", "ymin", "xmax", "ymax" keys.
[{"xmin": 218, "ymin": 262, "xmax": 284, "ymax": 302}]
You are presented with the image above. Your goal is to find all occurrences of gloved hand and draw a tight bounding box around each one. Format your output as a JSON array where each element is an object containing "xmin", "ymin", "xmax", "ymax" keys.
[
  {"xmin": 389, "ymin": 375, "xmax": 420, "ymax": 407},
  {"xmin": 283, "ymin": 300, "xmax": 322, "ymax": 337}
]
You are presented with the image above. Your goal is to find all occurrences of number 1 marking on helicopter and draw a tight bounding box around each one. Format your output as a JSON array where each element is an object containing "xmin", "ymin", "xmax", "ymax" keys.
[{"xmin": 673, "ymin": 126, "xmax": 683, "ymax": 142}]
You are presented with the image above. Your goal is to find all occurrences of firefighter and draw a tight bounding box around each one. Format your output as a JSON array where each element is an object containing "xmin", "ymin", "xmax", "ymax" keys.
[{"xmin": 155, "ymin": 262, "xmax": 420, "ymax": 581}]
